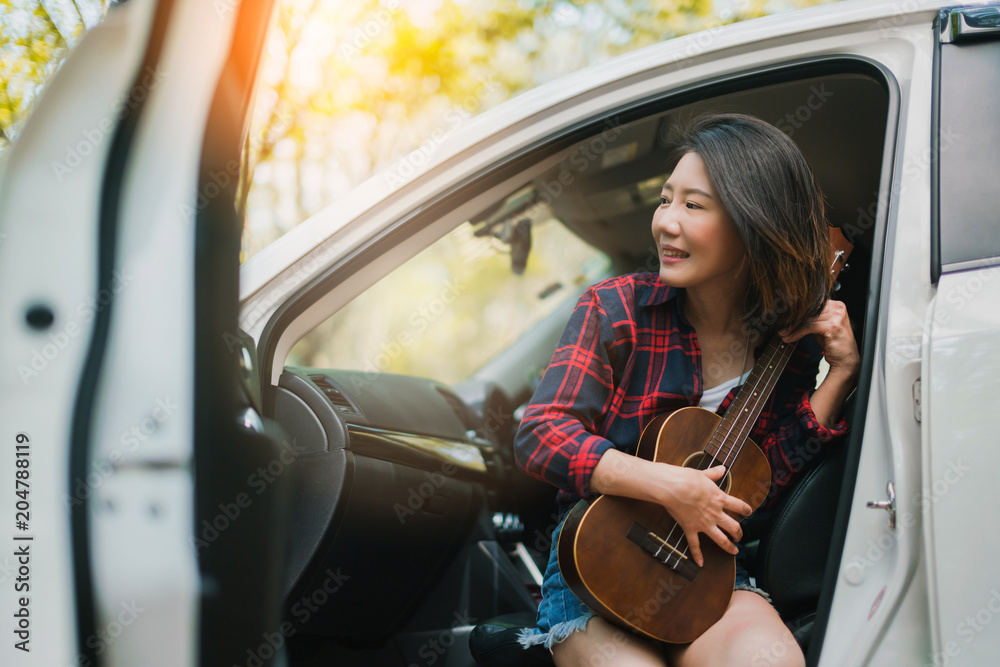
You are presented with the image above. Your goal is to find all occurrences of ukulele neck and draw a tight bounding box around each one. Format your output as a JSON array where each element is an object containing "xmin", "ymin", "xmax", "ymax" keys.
[{"xmin": 705, "ymin": 335, "xmax": 797, "ymax": 464}]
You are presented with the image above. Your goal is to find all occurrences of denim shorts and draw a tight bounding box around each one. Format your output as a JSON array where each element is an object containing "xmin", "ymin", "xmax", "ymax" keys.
[{"xmin": 516, "ymin": 507, "xmax": 771, "ymax": 652}]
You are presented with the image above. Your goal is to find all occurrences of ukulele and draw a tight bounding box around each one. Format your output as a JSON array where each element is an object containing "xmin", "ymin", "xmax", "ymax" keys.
[{"xmin": 556, "ymin": 227, "xmax": 853, "ymax": 643}]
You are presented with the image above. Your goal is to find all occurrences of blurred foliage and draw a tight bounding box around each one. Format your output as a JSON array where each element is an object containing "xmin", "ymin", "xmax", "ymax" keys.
[
  {"xmin": 242, "ymin": 0, "xmax": 844, "ymax": 258},
  {"xmin": 0, "ymin": 0, "xmax": 108, "ymax": 149},
  {"xmin": 287, "ymin": 215, "xmax": 611, "ymax": 385}
]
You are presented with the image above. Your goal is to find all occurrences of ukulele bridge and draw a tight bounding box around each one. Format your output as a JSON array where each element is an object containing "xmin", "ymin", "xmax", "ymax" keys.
[{"xmin": 627, "ymin": 522, "xmax": 699, "ymax": 582}]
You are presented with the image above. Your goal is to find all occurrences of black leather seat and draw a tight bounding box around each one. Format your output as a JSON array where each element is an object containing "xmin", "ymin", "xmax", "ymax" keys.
[
  {"xmin": 468, "ymin": 445, "xmax": 847, "ymax": 665},
  {"xmin": 754, "ymin": 444, "xmax": 847, "ymax": 653},
  {"xmin": 468, "ymin": 611, "xmax": 555, "ymax": 667}
]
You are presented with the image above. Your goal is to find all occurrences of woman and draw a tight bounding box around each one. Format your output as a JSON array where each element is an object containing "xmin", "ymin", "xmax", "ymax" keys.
[{"xmin": 513, "ymin": 113, "xmax": 859, "ymax": 666}]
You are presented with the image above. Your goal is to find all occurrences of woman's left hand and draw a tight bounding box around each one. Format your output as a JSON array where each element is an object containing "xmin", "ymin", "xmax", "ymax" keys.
[{"xmin": 778, "ymin": 299, "xmax": 860, "ymax": 380}]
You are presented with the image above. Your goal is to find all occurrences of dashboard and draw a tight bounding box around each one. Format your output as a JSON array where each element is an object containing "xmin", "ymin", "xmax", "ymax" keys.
[
  {"xmin": 275, "ymin": 367, "xmax": 503, "ymax": 475},
  {"xmin": 270, "ymin": 366, "xmax": 518, "ymax": 641}
]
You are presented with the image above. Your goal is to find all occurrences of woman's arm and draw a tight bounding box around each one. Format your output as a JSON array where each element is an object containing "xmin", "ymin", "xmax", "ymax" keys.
[
  {"xmin": 808, "ymin": 367, "xmax": 858, "ymax": 428},
  {"xmin": 779, "ymin": 298, "xmax": 860, "ymax": 428},
  {"xmin": 744, "ymin": 298, "xmax": 856, "ymax": 505},
  {"xmin": 512, "ymin": 287, "xmax": 621, "ymax": 498}
]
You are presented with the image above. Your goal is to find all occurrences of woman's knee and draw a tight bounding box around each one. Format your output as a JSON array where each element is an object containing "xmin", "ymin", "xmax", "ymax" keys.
[
  {"xmin": 746, "ymin": 646, "xmax": 805, "ymax": 667},
  {"xmin": 736, "ymin": 628, "xmax": 805, "ymax": 667},
  {"xmin": 552, "ymin": 616, "xmax": 666, "ymax": 667}
]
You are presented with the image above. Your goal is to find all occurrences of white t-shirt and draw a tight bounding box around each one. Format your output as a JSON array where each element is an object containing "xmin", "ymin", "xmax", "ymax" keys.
[{"xmin": 699, "ymin": 369, "xmax": 752, "ymax": 412}]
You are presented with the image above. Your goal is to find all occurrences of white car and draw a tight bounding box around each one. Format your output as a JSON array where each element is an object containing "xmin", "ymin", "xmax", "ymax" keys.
[{"xmin": 2, "ymin": 1, "xmax": 999, "ymax": 665}]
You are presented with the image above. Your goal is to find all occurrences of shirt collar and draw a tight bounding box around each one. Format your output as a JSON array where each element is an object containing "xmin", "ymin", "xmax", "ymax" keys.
[
  {"xmin": 637, "ymin": 273, "xmax": 695, "ymax": 329},
  {"xmin": 637, "ymin": 273, "xmax": 681, "ymax": 308}
]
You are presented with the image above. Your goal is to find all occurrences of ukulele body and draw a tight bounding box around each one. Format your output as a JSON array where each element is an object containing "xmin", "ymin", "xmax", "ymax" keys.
[{"xmin": 557, "ymin": 406, "xmax": 772, "ymax": 644}]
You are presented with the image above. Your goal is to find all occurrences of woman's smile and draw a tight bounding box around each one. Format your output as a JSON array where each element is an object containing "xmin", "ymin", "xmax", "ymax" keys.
[{"xmin": 661, "ymin": 244, "xmax": 689, "ymax": 261}]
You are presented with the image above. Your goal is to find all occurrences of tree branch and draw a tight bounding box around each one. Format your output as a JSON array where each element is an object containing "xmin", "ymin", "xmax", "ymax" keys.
[
  {"xmin": 35, "ymin": 0, "xmax": 68, "ymax": 48},
  {"xmin": 70, "ymin": 0, "xmax": 87, "ymax": 30}
]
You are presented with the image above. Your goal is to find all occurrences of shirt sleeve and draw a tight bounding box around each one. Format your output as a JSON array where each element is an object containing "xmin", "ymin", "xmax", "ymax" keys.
[
  {"xmin": 755, "ymin": 336, "xmax": 851, "ymax": 506},
  {"xmin": 512, "ymin": 287, "xmax": 622, "ymax": 500}
]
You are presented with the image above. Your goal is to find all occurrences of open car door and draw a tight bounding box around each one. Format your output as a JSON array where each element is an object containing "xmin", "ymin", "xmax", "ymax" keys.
[
  {"xmin": 922, "ymin": 7, "xmax": 1000, "ymax": 665},
  {"xmin": 0, "ymin": 1, "xmax": 280, "ymax": 665}
]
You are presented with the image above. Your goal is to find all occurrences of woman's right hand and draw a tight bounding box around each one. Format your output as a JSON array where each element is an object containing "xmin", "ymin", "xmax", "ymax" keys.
[
  {"xmin": 644, "ymin": 463, "xmax": 752, "ymax": 567},
  {"xmin": 590, "ymin": 450, "xmax": 752, "ymax": 567}
]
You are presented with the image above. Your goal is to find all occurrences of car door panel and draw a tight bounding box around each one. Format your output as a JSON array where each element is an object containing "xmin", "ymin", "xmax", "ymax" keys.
[
  {"xmin": 0, "ymin": 2, "xmax": 163, "ymax": 665},
  {"xmin": 923, "ymin": 7, "xmax": 1000, "ymax": 663},
  {"xmin": 3, "ymin": 0, "xmax": 283, "ymax": 664},
  {"xmin": 923, "ymin": 272, "xmax": 1000, "ymax": 665}
]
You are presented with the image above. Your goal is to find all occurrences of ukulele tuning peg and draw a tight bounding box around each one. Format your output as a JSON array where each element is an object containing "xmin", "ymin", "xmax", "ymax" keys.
[{"xmin": 834, "ymin": 281, "xmax": 841, "ymax": 292}]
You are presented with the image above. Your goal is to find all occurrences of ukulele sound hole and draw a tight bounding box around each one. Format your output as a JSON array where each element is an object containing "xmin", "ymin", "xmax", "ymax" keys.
[{"xmin": 681, "ymin": 451, "xmax": 732, "ymax": 494}]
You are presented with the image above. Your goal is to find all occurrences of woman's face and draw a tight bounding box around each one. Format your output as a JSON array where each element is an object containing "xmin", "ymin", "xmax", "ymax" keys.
[{"xmin": 651, "ymin": 151, "xmax": 746, "ymax": 294}]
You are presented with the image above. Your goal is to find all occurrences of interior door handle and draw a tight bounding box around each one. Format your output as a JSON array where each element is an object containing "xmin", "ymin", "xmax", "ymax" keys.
[{"xmin": 867, "ymin": 481, "xmax": 896, "ymax": 529}]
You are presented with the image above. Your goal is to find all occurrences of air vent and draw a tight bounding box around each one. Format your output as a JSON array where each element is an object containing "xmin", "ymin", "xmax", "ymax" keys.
[{"xmin": 308, "ymin": 374, "xmax": 361, "ymax": 415}]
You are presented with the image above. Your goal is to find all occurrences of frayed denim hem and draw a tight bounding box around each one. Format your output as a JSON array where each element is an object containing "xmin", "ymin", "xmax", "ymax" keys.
[
  {"xmin": 735, "ymin": 582, "xmax": 773, "ymax": 606},
  {"xmin": 516, "ymin": 611, "xmax": 597, "ymax": 653}
]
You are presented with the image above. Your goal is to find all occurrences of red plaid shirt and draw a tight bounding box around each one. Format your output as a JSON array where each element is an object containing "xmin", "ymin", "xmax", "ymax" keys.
[{"xmin": 513, "ymin": 272, "xmax": 850, "ymax": 513}]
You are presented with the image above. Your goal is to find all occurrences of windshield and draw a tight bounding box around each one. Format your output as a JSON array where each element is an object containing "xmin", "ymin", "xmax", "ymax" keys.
[{"xmin": 287, "ymin": 215, "xmax": 609, "ymax": 384}]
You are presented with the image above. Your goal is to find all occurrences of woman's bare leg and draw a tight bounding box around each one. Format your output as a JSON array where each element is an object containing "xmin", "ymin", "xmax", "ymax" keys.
[
  {"xmin": 552, "ymin": 615, "xmax": 668, "ymax": 667},
  {"xmin": 664, "ymin": 591, "xmax": 804, "ymax": 667}
]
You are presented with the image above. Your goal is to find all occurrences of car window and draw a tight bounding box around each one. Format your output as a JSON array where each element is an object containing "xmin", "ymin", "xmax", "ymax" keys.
[
  {"xmin": 0, "ymin": 1, "xmax": 109, "ymax": 162},
  {"xmin": 286, "ymin": 215, "xmax": 610, "ymax": 384},
  {"xmin": 933, "ymin": 20, "xmax": 1000, "ymax": 278}
]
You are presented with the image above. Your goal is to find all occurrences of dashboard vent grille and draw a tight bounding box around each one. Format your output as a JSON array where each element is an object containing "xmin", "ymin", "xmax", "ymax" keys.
[{"xmin": 309, "ymin": 374, "xmax": 361, "ymax": 415}]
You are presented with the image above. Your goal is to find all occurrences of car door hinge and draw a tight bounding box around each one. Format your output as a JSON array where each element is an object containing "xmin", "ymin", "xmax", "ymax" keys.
[
  {"xmin": 913, "ymin": 377, "xmax": 921, "ymax": 423},
  {"xmin": 867, "ymin": 481, "xmax": 897, "ymax": 530},
  {"xmin": 939, "ymin": 5, "xmax": 1000, "ymax": 43}
]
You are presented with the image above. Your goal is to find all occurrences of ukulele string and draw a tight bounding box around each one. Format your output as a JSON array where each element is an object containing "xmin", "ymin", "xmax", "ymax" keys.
[
  {"xmin": 712, "ymin": 252, "xmax": 845, "ymax": 473},
  {"xmin": 655, "ymin": 346, "xmax": 764, "ymax": 569},
  {"xmin": 675, "ymin": 339, "xmax": 792, "ymax": 566},
  {"xmin": 704, "ymin": 329, "xmax": 753, "ymax": 471},
  {"xmin": 665, "ymin": 340, "xmax": 793, "ymax": 568},
  {"xmin": 713, "ymin": 339, "xmax": 795, "ymax": 474},
  {"xmin": 660, "ymin": 337, "xmax": 794, "ymax": 569},
  {"xmin": 662, "ymin": 253, "xmax": 845, "ymax": 568},
  {"xmin": 710, "ymin": 339, "xmax": 788, "ymax": 469}
]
